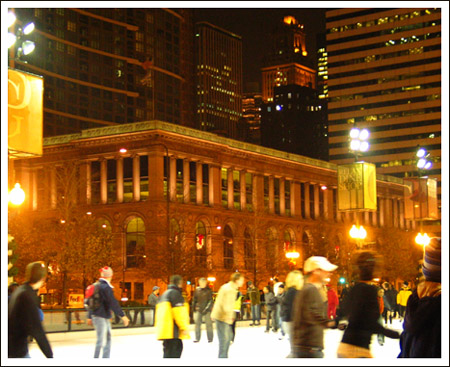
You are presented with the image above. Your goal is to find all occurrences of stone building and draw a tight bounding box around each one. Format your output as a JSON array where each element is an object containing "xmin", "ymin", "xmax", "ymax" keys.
[{"xmin": 13, "ymin": 121, "xmax": 411, "ymax": 301}]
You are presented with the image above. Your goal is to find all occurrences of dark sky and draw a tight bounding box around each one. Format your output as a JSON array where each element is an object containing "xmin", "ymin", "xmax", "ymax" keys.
[{"xmin": 193, "ymin": 8, "xmax": 329, "ymax": 92}]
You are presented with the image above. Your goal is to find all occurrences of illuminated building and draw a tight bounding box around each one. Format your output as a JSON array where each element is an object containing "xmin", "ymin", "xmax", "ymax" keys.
[
  {"xmin": 195, "ymin": 22, "xmax": 243, "ymax": 138},
  {"xmin": 261, "ymin": 15, "xmax": 316, "ymax": 102},
  {"xmin": 11, "ymin": 8, "xmax": 196, "ymax": 136},
  {"xmin": 241, "ymin": 86, "xmax": 263, "ymax": 144},
  {"xmin": 14, "ymin": 120, "xmax": 410, "ymax": 299},
  {"xmin": 326, "ymin": 8, "xmax": 442, "ymax": 214}
]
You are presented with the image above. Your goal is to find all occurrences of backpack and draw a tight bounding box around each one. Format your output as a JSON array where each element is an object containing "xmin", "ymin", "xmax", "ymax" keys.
[{"xmin": 84, "ymin": 282, "xmax": 102, "ymax": 311}]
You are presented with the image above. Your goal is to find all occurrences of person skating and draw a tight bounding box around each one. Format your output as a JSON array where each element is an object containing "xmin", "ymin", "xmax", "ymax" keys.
[
  {"xmin": 211, "ymin": 273, "xmax": 245, "ymax": 358},
  {"xmin": 377, "ymin": 287, "xmax": 385, "ymax": 346},
  {"xmin": 8, "ymin": 262, "xmax": 53, "ymax": 358},
  {"xmin": 263, "ymin": 286, "xmax": 278, "ymax": 333},
  {"xmin": 326, "ymin": 285, "xmax": 339, "ymax": 320},
  {"xmin": 276, "ymin": 284, "xmax": 286, "ymax": 339},
  {"xmin": 246, "ymin": 281, "xmax": 261, "ymax": 326},
  {"xmin": 397, "ymin": 281, "xmax": 412, "ymax": 320},
  {"xmin": 192, "ymin": 278, "xmax": 214, "ymax": 343},
  {"xmin": 337, "ymin": 252, "xmax": 400, "ymax": 358},
  {"xmin": 281, "ymin": 270, "xmax": 303, "ymax": 358},
  {"xmin": 87, "ymin": 267, "xmax": 130, "ymax": 358},
  {"xmin": 148, "ymin": 286, "xmax": 160, "ymax": 326},
  {"xmin": 382, "ymin": 282, "xmax": 396, "ymax": 325},
  {"xmin": 155, "ymin": 275, "xmax": 190, "ymax": 358},
  {"xmin": 231, "ymin": 290, "xmax": 244, "ymax": 343},
  {"xmin": 292, "ymin": 257, "xmax": 338, "ymax": 358},
  {"xmin": 399, "ymin": 237, "xmax": 441, "ymax": 358}
]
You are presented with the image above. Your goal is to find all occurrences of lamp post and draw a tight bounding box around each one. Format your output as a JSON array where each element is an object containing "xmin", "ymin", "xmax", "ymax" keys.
[
  {"xmin": 286, "ymin": 250, "xmax": 300, "ymax": 269},
  {"xmin": 8, "ymin": 10, "xmax": 36, "ymax": 68},
  {"xmin": 349, "ymin": 127, "xmax": 370, "ymax": 162}
]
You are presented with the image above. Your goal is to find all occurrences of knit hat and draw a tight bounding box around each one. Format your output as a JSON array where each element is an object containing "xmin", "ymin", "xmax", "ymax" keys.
[
  {"xmin": 152, "ymin": 286, "xmax": 160, "ymax": 292},
  {"xmin": 422, "ymin": 237, "xmax": 441, "ymax": 282},
  {"xmin": 100, "ymin": 266, "xmax": 113, "ymax": 278}
]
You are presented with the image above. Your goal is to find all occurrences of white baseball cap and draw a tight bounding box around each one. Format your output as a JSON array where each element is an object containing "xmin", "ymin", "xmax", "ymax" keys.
[{"xmin": 304, "ymin": 256, "xmax": 338, "ymax": 274}]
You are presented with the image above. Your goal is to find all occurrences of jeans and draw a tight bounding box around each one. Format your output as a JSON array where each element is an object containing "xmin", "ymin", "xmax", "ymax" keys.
[
  {"xmin": 149, "ymin": 308, "xmax": 156, "ymax": 326},
  {"xmin": 266, "ymin": 310, "xmax": 273, "ymax": 331},
  {"xmin": 132, "ymin": 309, "xmax": 145, "ymax": 325},
  {"xmin": 92, "ymin": 316, "xmax": 112, "ymax": 358},
  {"xmin": 273, "ymin": 304, "xmax": 281, "ymax": 331},
  {"xmin": 295, "ymin": 348, "xmax": 324, "ymax": 358},
  {"xmin": 251, "ymin": 304, "xmax": 261, "ymax": 324},
  {"xmin": 216, "ymin": 320, "xmax": 233, "ymax": 358},
  {"xmin": 163, "ymin": 339, "xmax": 183, "ymax": 358},
  {"xmin": 194, "ymin": 311, "xmax": 213, "ymax": 342}
]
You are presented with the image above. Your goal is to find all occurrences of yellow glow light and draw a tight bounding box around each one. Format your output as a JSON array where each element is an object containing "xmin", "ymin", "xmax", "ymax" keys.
[
  {"xmin": 9, "ymin": 183, "xmax": 26, "ymax": 206},
  {"xmin": 302, "ymin": 51, "xmax": 308, "ymax": 56},
  {"xmin": 286, "ymin": 251, "xmax": 300, "ymax": 259},
  {"xmin": 415, "ymin": 233, "xmax": 430, "ymax": 246},
  {"xmin": 207, "ymin": 277, "xmax": 216, "ymax": 282}
]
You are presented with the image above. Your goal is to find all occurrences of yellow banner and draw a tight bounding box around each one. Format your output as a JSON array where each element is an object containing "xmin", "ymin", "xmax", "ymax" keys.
[
  {"xmin": 338, "ymin": 162, "xmax": 377, "ymax": 211},
  {"xmin": 8, "ymin": 69, "xmax": 44, "ymax": 157}
]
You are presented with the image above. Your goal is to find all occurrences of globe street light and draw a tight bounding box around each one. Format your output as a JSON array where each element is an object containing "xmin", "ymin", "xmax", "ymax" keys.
[
  {"xmin": 8, "ymin": 10, "xmax": 36, "ymax": 63},
  {"xmin": 8, "ymin": 183, "xmax": 26, "ymax": 206},
  {"xmin": 349, "ymin": 127, "xmax": 370, "ymax": 161},
  {"xmin": 415, "ymin": 233, "xmax": 430, "ymax": 247}
]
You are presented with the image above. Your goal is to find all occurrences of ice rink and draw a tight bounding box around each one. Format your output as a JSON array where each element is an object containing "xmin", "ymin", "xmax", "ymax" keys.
[{"xmin": 28, "ymin": 319, "xmax": 405, "ymax": 361}]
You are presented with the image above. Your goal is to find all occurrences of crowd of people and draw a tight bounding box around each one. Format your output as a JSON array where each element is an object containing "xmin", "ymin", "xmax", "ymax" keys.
[{"xmin": 8, "ymin": 237, "xmax": 441, "ymax": 359}]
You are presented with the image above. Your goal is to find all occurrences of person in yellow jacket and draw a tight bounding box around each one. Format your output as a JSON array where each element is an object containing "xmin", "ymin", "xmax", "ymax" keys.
[
  {"xmin": 231, "ymin": 291, "xmax": 244, "ymax": 343},
  {"xmin": 155, "ymin": 275, "xmax": 190, "ymax": 358},
  {"xmin": 397, "ymin": 281, "xmax": 412, "ymax": 319}
]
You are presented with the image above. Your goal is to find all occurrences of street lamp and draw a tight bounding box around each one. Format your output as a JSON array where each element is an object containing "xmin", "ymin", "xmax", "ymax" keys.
[
  {"xmin": 349, "ymin": 224, "xmax": 367, "ymax": 240},
  {"xmin": 8, "ymin": 10, "xmax": 36, "ymax": 64},
  {"xmin": 8, "ymin": 183, "xmax": 25, "ymax": 206},
  {"xmin": 349, "ymin": 127, "xmax": 370, "ymax": 161},
  {"xmin": 415, "ymin": 146, "xmax": 433, "ymax": 174},
  {"xmin": 415, "ymin": 233, "xmax": 431, "ymax": 247}
]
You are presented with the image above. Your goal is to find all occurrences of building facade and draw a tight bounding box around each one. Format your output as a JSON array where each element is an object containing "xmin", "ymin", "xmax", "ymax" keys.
[
  {"xmin": 14, "ymin": 120, "xmax": 414, "ymax": 301},
  {"xmin": 195, "ymin": 22, "xmax": 243, "ymax": 138},
  {"xmin": 11, "ymin": 8, "xmax": 196, "ymax": 136},
  {"xmin": 326, "ymin": 8, "xmax": 442, "ymax": 213},
  {"xmin": 241, "ymin": 91, "xmax": 263, "ymax": 144}
]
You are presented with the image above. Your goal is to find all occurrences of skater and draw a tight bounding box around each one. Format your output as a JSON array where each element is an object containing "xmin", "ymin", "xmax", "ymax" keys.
[
  {"xmin": 397, "ymin": 281, "xmax": 412, "ymax": 320},
  {"xmin": 377, "ymin": 287, "xmax": 385, "ymax": 346},
  {"xmin": 292, "ymin": 256, "xmax": 338, "ymax": 358},
  {"xmin": 211, "ymin": 272, "xmax": 245, "ymax": 358},
  {"xmin": 246, "ymin": 281, "xmax": 261, "ymax": 326},
  {"xmin": 147, "ymin": 286, "xmax": 160, "ymax": 326},
  {"xmin": 87, "ymin": 267, "xmax": 130, "ymax": 358},
  {"xmin": 382, "ymin": 282, "xmax": 396, "ymax": 325},
  {"xmin": 327, "ymin": 285, "xmax": 339, "ymax": 320},
  {"xmin": 231, "ymin": 290, "xmax": 244, "ymax": 342},
  {"xmin": 192, "ymin": 278, "xmax": 214, "ymax": 343},
  {"xmin": 263, "ymin": 286, "xmax": 277, "ymax": 333},
  {"xmin": 155, "ymin": 275, "xmax": 190, "ymax": 358},
  {"xmin": 337, "ymin": 252, "xmax": 400, "ymax": 358},
  {"xmin": 281, "ymin": 270, "xmax": 303, "ymax": 357},
  {"xmin": 399, "ymin": 237, "xmax": 441, "ymax": 358},
  {"xmin": 276, "ymin": 284, "xmax": 286, "ymax": 339}
]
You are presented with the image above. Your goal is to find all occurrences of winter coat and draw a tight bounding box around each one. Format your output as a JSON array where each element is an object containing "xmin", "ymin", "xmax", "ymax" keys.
[
  {"xmin": 280, "ymin": 287, "xmax": 297, "ymax": 322},
  {"xmin": 8, "ymin": 283, "xmax": 53, "ymax": 358},
  {"xmin": 88, "ymin": 279, "xmax": 125, "ymax": 320},
  {"xmin": 327, "ymin": 288, "xmax": 339, "ymax": 319},
  {"xmin": 211, "ymin": 281, "xmax": 239, "ymax": 325},
  {"xmin": 264, "ymin": 291, "xmax": 277, "ymax": 311},
  {"xmin": 155, "ymin": 284, "xmax": 190, "ymax": 340},
  {"xmin": 398, "ymin": 282, "xmax": 441, "ymax": 358},
  {"xmin": 384, "ymin": 288, "xmax": 397, "ymax": 311},
  {"xmin": 192, "ymin": 286, "xmax": 214, "ymax": 314},
  {"xmin": 247, "ymin": 286, "xmax": 261, "ymax": 305},
  {"xmin": 397, "ymin": 286, "xmax": 412, "ymax": 307},
  {"xmin": 147, "ymin": 293, "xmax": 159, "ymax": 308}
]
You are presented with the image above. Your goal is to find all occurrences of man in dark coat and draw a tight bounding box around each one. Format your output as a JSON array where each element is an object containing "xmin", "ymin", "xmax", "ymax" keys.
[
  {"xmin": 192, "ymin": 278, "xmax": 214, "ymax": 343},
  {"xmin": 8, "ymin": 262, "xmax": 53, "ymax": 358},
  {"xmin": 399, "ymin": 237, "xmax": 441, "ymax": 358}
]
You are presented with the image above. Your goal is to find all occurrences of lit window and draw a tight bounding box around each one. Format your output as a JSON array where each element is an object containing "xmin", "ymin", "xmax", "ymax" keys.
[{"xmin": 67, "ymin": 21, "xmax": 76, "ymax": 32}]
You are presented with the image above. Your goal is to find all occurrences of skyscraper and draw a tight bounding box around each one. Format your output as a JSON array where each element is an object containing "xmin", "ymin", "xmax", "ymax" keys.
[
  {"xmin": 195, "ymin": 22, "xmax": 243, "ymax": 138},
  {"xmin": 261, "ymin": 16, "xmax": 316, "ymax": 103},
  {"xmin": 11, "ymin": 8, "xmax": 196, "ymax": 136},
  {"xmin": 326, "ymin": 8, "xmax": 442, "ymax": 210},
  {"xmin": 241, "ymin": 82, "xmax": 263, "ymax": 144}
]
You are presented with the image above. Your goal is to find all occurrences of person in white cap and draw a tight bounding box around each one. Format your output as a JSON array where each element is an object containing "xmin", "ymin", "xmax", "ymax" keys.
[
  {"xmin": 291, "ymin": 256, "xmax": 338, "ymax": 358},
  {"xmin": 87, "ymin": 266, "xmax": 130, "ymax": 358}
]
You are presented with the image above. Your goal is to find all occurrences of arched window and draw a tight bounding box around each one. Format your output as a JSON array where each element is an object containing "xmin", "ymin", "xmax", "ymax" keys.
[
  {"xmin": 244, "ymin": 228, "xmax": 255, "ymax": 270},
  {"xmin": 223, "ymin": 225, "xmax": 234, "ymax": 269},
  {"xmin": 284, "ymin": 230, "xmax": 293, "ymax": 252},
  {"xmin": 170, "ymin": 218, "xmax": 181, "ymax": 247},
  {"xmin": 195, "ymin": 221, "xmax": 207, "ymax": 268},
  {"xmin": 265, "ymin": 227, "xmax": 278, "ymax": 271},
  {"xmin": 126, "ymin": 217, "xmax": 146, "ymax": 269}
]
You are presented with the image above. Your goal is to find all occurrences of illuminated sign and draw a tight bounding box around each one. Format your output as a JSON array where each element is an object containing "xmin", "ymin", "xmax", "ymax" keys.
[{"xmin": 404, "ymin": 178, "xmax": 439, "ymax": 220}]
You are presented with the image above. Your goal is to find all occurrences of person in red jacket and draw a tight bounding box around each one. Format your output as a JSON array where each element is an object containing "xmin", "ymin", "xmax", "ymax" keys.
[
  {"xmin": 326, "ymin": 285, "xmax": 339, "ymax": 320},
  {"xmin": 377, "ymin": 288, "xmax": 385, "ymax": 346}
]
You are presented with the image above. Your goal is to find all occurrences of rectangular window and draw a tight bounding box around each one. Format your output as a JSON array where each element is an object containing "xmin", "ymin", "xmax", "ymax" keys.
[
  {"xmin": 140, "ymin": 155, "xmax": 149, "ymax": 201},
  {"xmin": 36, "ymin": 169, "xmax": 48, "ymax": 210},
  {"xmin": 120, "ymin": 282, "xmax": 132, "ymax": 299},
  {"xmin": 176, "ymin": 159, "xmax": 183, "ymax": 202},
  {"xmin": 274, "ymin": 178, "xmax": 280, "ymax": 215},
  {"xmin": 221, "ymin": 168, "xmax": 228, "ymax": 208},
  {"xmin": 67, "ymin": 21, "xmax": 76, "ymax": 32},
  {"xmin": 301, "ymin": 183, "xmax": 306, "ymax": 218},
  {"xmin": 285, "ymin": 180, "xmax": 291, "ymax": 216},
  {"xmin": 233, "ymin": 170, "xmax": 240, "ymax": 210},
  {"xmin": 107, "ymin": 159, "xmax": 117, "ymax": 204},
  {"xmin": 134, "ymin": 282, "xmax": 144, "ymax": 300},
  {"xmin": 91, "ymin": 161, "xmax": 101, "ymax": 205},
  {"xmin": 319, "ymin": 189, "xmax": 325, "ymax": 218},
  {"xmin": 246, "ymin": 173, "xmax": 253, "ymax": 212},
  {"xmin": 163, "ymin": 156, "xmax": 168, "ymax": 200},
  {"xmin": 189, "ymin": 162, "xmax": 196, "ymax": 204},
  {"xmin": 202, "ymin": 165, "xmax": 209, "ymax": 205},
  {"xmin": 333, "ymin": 189, "xmax": 337, "ymax": 221},
  {"xmin": 310, "ymin": 185, "xmax": 315, "ymax": 219},
  {"xmin": 123, "ymin": 157, "xmax": 133, "ymax": 203},
  {"xmin": 264, "ymin": 176, "xmax": 269, "ymax": 212}
]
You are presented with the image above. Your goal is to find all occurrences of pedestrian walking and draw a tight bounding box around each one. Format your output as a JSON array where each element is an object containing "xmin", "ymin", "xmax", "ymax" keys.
[
  {"xmin": 377, "ymin": 288, "xmax": 385, "ymax": 346},
  {"xmin": 211, "ymin": 272, "xmax": 245, "ymax": 358},
  {"xmin": 337, "ymin": 252, "xmax": 400, "ymax": 358},
  {"xmin": 280, "ymin": 270, "xmax": 303, "ymax": 357},
  {"xmin": 272, "ymin": 278, "xmax": 283, "ymax": 332},
  {"xmin": 382, "ymin": 282, "xmax": 396, "ymax": 325},
  {"xmin": 8, "ymin": 262, "xmax": 53, "ymax": 358},
  {"xmin": 263, "ymin": 286, "xmax": 278, "ymax": 333},
  {"xmin": 246, "ymin": 281, "xmax": 261, "ymax": 326},
  {"xmin": 148, "ymin": 286, "xmax": 160, "ymax": 326},
  {"xmin": 231, "ymin": 291, "xmax": 244, "ymax": 343},
  {"xmin": 86, "ymin": 267, "xmax": 130, "ymax": 358},
  {"xmin": 292, "ymin": 256, "xmax": 338, "ymax": 358},
  {"xmin": 326, "ymin": 285, "xmax": 339, "ymax": 320},
  {"xmin": 155, "ymin": 275, "xmax": 190, "ymax": 358},
  {"xmin": 399, "ymin": 237, "xmax": 441, "ymax": 358},
  {"xmin": 397, "ymin": 281, "xmax": 412, "ymax": 320},
  {"xmin": 192, "ymin": 278, "xmax": 214, "ymax": 343}
]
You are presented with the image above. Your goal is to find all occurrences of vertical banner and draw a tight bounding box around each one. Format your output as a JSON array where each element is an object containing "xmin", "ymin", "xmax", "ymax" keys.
[
  {"xmin": 404, "ymin": 178, "xmax": 438, "ymax": 220},
  {"xmin": 337, "ymin": 162, "xmax": 377, "ymax": 211},
  {"xmin": 8, "ymin": 69, "xmax": 44, "ymax": 157}
]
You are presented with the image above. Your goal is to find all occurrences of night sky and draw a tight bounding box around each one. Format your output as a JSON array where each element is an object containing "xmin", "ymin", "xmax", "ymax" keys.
[{"xmin": 193, "ymin": 8, "xmax": 329, "ymax": 92}]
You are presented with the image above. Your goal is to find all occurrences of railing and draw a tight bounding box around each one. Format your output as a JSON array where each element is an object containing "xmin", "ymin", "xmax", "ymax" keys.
[{"xmin": 42, "ymin": 303, "xmax": 270, "ymax": 333}]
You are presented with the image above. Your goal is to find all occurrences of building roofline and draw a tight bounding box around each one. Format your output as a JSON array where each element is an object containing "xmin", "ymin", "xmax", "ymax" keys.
[
  {"xmin": 261, "ymin": 62, "xmax": 316, "ymax": 74},
  {"xmin": 195, "ymin": 21, "xmax": 242, "ymax": 40}
]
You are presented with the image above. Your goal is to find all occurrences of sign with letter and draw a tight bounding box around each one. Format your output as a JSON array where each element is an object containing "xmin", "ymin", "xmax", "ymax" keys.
[
  {"xmin": 404, "ymin": 178, "xmax": 439, "ymax": 220},
  {"xmin": 338, "ymin": 162, "xmax": 377, "ymax": 212},
  {"xmin": 8, "ymin": 68, "xmax": 44, "ymax": 157}
]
